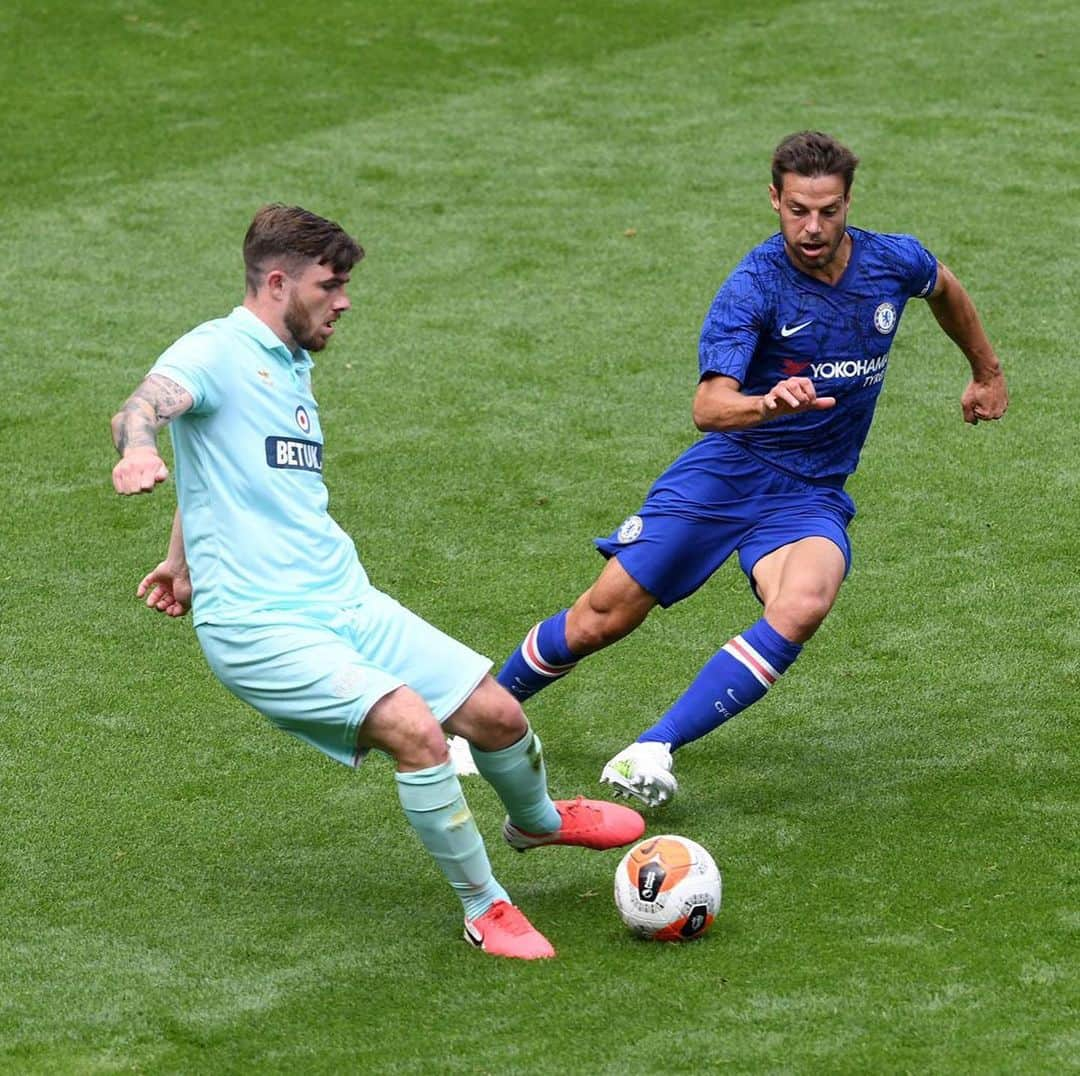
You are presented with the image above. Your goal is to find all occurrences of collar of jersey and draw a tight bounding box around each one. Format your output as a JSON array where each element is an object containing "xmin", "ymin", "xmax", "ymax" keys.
[{"xmin": 227, "ymin": 306, "xmax": 314, "ymax": 372}]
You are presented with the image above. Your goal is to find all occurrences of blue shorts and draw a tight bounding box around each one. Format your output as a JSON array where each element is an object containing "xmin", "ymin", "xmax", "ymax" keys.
[
  {"xmin": 595, "ymin": 436, "xmax": 855, "ymax": 608},
  {"xmin": 195, "ymin": 589, "xmax": 491, "ymax": 767}
]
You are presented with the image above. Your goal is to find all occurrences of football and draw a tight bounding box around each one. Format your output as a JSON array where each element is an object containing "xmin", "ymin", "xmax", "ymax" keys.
[{"xmin": 614, "ymin": 835, "xmax": 722, "ymax": 941}]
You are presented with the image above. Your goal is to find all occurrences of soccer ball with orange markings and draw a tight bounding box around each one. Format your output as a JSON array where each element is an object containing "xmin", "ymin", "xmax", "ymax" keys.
[{"xmin": 614, "ymin": 835, "xmax": 722, "ymax": 941}]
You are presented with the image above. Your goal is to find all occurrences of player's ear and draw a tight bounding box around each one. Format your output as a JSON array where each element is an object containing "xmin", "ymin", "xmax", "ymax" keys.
[
  {"xmin": 265, "ymin": 268, "xmax": 288, "ymax": 299},
  {"xmin": 768, "ymin": 184, "xmax": 781, "ymax": 212}
]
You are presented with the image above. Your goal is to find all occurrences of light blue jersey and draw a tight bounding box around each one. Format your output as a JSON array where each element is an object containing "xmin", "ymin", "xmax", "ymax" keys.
[{"xmin": 152, "ymin": 306, "xmax": 371, "ymax": 626}]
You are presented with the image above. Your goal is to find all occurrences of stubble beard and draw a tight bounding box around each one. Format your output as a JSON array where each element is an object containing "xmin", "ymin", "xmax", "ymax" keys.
[
  {"xmin": 789, "ymin": 228, "xmax": 845, "ymax": 272},
  {"xmin": 284, "ymin": 293, "xmax": 326, "ymax": 352}
]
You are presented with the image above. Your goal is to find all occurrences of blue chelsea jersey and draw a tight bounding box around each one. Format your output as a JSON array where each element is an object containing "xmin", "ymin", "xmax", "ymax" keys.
[
  {"xmin": 151, "ymin": 306, "xmax": 371, "ymax": 625},
  {"xmin": 699, "ymin": 227, "xmax": 938, "ymax": 482}
]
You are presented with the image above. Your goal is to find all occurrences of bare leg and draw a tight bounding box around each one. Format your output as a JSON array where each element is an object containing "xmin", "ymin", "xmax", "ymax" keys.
[
  {"xmin": 602, "ymin": 537, "xmax": 846, "ymax": 805},
  {"xmin": 752, "ymin": 536, "xmax": 846, "ymax": 642},
  {"xmin": 565, "ymin": 557, "xmax": 658, "ymax": 653},
  {"xmin": 496, "ymin": 557, "xmax": 658, "ymax": 702}
]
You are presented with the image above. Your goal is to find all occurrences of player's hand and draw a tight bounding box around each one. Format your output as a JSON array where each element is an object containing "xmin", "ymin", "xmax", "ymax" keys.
[
  {"xmin": 961, "ymin": 370, "xmax": 1008, "ymax": 425},
  {"xmin": 112, "ymin": 448, "xmax": 169, "ymax": 495},
  {"xmin": 137, "ymin": 561, "xmax": 192, "ymax": 618},
  {"xmin": 761, "ymin": 377, "xmax": 836, "ymax": 418}
]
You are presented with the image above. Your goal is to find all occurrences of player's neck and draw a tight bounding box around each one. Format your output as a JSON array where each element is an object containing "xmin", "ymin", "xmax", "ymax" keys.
[{"xmin": 243, "ymin": 296, "xmax": 298, "ymax": 352}]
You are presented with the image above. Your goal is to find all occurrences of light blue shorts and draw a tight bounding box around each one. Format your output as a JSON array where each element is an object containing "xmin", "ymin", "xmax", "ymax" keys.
[{"xmin": 195, "ymin": 589, "xmax": 491, "ymax": 767}]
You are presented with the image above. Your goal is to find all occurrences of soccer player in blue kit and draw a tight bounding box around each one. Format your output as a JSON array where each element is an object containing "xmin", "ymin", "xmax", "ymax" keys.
[
  {"xmin": 495, "ymin": 131, "xmax": 1009, "ymax": 806},
  {"xmin": 110, "ymin": 204, "xmax": 644, "ymax": 960}
]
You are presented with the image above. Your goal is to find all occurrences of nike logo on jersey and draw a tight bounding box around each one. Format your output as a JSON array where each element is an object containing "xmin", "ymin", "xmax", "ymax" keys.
[{"xmin": 780, "ymin": 319, "xmax": 814, "ymax": 337}]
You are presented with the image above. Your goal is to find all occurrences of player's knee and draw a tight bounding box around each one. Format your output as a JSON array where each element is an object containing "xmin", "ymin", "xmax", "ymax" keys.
[
  {"xmin": 381, "ymin": 731, "xmax": 450, "ymax": 771},
  {"xmin": 470, "ymin": 689, "xmax": 528, "ymax": 751},
  {"xmin": 569, "ymin": 606, "xmax": 643, "ymax": 653},
  {"xmin": 447, "ymin": 677, "xmax": 528, "ymax": 751},
  {"xmin": 363, "ymin": 688, "xmax": 449, "ymax": 769},
  {"xmin": 396, "ymin": 719, "xmax": 451, "ymax": 769},
  {"xmin": 766, "ymin": 589, "xmax": 834, "ymax": 637}
]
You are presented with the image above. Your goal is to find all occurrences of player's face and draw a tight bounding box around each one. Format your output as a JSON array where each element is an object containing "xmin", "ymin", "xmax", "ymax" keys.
[
  {"xmin": 770, "ymin": 173, "xmax": 850, "ymax": 277},
  {"xmin": 283, "ymin": 262, "xmax": 352, "ymax": 352}
]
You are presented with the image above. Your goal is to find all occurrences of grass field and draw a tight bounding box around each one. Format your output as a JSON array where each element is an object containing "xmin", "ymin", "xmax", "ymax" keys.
[{"xmin": 1, "ymin": 0, "xmax": 1077, "ymax": 1072}]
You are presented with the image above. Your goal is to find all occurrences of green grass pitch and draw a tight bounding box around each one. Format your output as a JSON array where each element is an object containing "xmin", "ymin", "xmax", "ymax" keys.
[{"xmin": 1, "ymin": 0, "xmax": 1077, "ymax": 1071}]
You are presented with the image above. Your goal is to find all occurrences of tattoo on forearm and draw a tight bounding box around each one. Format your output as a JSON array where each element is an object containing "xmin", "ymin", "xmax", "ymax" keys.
[
  {"xmin": 113, "ymin": 375, "xmax": 193, "ymax": 454},
  {"xmin": 113, "ymin": 399, "xmax": 158, "ymax": 454}
]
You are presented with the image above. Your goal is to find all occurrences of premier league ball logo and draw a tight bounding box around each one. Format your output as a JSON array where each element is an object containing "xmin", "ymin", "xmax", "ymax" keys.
[{"xmin": 873, "ymin": 302, "xmax": 897, "ymax": 335}]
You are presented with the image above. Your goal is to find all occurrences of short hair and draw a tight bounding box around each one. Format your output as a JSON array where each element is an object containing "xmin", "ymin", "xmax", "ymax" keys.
[
  {"xmin": 243, "ymin": 204, "xmax": 364, "ymax": 293},
  {"xmin": 771, "ymin": 131, "xmax": 860, "ymax": 195}
]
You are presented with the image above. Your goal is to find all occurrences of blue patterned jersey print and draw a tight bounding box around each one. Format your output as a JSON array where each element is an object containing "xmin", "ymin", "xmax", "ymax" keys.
[{"xmin": 698, "ymin": 227, "xmax": 937, "ymax": 482}]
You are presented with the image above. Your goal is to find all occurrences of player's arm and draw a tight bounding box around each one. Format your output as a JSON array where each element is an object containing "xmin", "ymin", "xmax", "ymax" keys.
[
  {"xmin": 926, "ymin": 262, "xmax": 1008, "ymax": 425},
  {"xmin": 111, "ymin": 374, "xmax": 194, "ymax": 494},
  {"xmin": 692, "ymin": 373, "xmax": 836, "ymax": 432},
  {"xmin": 137, "ymin": 508, "xmax": 192, "ymax": 617}
]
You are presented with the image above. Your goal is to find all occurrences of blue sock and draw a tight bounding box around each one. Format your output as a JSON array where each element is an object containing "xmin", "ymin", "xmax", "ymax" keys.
[
  {"xmin": 395, "ymin": 761, "xmax": 509, "ymax": 920},
  {"xmin": 496, "ymin": 609, "xmax": 579, "ymax": 702},
  {"xmin": 640, "ymin": 618, "xmax": 803, "ymax": 751},
  {"xmin": 469, "ymin": 725, "xmax": 562, "ymax": 834}
]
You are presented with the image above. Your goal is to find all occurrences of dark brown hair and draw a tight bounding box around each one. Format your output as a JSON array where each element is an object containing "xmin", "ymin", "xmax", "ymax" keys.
[
  {"xmin": 771, "ymin": 132, "xmax": 860, "ymax": 195},
  {"xmin": 243, "ymin": 204, "xmax": 364, "ymax": 293}
]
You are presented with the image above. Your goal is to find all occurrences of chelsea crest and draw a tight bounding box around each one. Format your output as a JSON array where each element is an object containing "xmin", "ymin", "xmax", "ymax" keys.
[{"xmin": 873, "ymin": 302, "xmax": 897, "ymax": 335}]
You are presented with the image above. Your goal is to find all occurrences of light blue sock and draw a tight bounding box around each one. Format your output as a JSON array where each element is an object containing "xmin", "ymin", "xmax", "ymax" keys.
[
  {"xmin": 470, "ymin": 726, "xmax": 562, "ymax": 835},
  {"xmin": 641, "ymin": 618, "xmax": 803, "ymax": 750},
  {"xmin": 395, "ymin": 761, "xmax": 508, "ymax": 920}
]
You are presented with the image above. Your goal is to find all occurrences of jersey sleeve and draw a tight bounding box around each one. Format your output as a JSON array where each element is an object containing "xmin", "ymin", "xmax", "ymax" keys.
[
  {"xmin": 150, "ymin": 324, "xmax": 228, "ymax": 414},
  {"xmin": 698, "ymin": 267, "xmax": 767, "ymax": 384},
  {"xmin": 891, "ymin": 234, "xmax": 938, "ymax": 299}
]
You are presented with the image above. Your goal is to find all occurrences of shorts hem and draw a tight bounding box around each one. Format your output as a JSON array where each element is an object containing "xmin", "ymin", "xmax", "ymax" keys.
[
  {"xmin": 607, "ymin": 552, "xmax": 674, "ymax": 609},
  {"xmin": 434, "ymin": 661, "xmax": 493, "ymax": 724},
  {"xmin": 742, "ymin": 532, "xmax": 852, "ymax": 606}
]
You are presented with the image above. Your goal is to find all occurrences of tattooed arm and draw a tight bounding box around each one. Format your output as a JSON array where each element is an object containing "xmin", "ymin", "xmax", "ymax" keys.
[{"xmin": 111, "ymin": 374, "xmax": 194, "ymax": 495}]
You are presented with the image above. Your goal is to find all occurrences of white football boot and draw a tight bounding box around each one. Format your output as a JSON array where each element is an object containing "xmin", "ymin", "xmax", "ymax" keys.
[
  {"xmin": 447, "ymin": 735, "xmax": 479, "ymax": 776},
  {"xmin": 600, "ymin": 741, "xmax": 677, "ymax": 807}
]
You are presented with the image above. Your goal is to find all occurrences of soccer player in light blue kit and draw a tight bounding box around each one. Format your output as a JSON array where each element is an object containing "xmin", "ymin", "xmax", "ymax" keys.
[
  {"xmin": 495, "ymin": 132, "xmax": 1009, "ymax": 806},
  {"xmin": 110, "ymin": 204, "xmax": 643, "ymax": 960}
]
